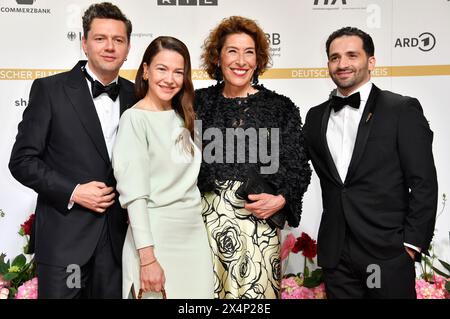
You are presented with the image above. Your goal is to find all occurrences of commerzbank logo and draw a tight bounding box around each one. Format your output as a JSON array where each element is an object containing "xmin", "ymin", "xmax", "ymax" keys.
[
  {"xmin": 1, "ymin": 0, "xmax": 51, "ymax": 14},
  {"xmin": 157, "ymin": 0, "xmax": 218, "ymax": 5},
  {"xmin": 16, "ymin": 0, "xmax": 35, "ymax": 4}
]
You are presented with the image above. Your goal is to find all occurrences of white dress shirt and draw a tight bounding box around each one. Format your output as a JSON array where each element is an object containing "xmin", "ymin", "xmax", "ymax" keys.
[
  {"xmin": 68, "ymin": 63, "xmax": 120, "ymax": 209},
  {"xmin": 326, "ymin": 81, "xmax": 420, "ymax": 254},
  {"xmin": 326, "ymin": 81, "xmax": 372, "ymax": 183}
]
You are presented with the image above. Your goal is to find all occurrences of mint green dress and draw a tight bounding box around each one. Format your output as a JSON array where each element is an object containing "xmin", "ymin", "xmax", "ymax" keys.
[{"xmin": 112, "ymin": 107, "xmax": 214, "ymax": 299}]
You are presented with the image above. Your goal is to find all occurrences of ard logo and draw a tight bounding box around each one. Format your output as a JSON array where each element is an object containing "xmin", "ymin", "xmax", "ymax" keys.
[
  {"xmin": 313, "ymin": 0, "xmax": 347, "ymax": 5},
  {"xmin": 394, "ymin": 32, "xmax": 436, "ymax": 52},
  {"xmin": 157, "ymin": 0, "xmax": 218, "ymax": 5}
]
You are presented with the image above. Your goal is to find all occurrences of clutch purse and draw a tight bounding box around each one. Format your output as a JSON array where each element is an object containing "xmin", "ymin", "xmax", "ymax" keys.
[{"xmin": 235, "ymin": 167, "xmax": 286, "ymax": 229}]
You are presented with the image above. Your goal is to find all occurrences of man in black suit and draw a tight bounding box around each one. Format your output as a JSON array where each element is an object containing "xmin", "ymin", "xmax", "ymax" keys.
[
  {"xmin": 303, "ymin": 27, "xmax": 437, "ymax": 298},
  {"xmin": 9, "ymin": 2, "xmax": 136, "ymax": 298}
]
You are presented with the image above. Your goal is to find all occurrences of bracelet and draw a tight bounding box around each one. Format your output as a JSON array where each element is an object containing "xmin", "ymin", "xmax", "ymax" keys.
[{"xmin": 140, "ymin": 259, "xmax": 157, "ymax": 267}]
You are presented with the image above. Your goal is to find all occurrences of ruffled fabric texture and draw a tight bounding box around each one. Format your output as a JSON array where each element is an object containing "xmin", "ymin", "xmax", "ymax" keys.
[{"xmin": 195, "ymin": 83, "xmax": 311, "ymax": 227}]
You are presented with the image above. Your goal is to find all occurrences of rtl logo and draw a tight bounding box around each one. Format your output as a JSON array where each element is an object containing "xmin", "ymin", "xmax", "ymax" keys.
[{"xmin": 313, "ymin": 0, "xmax": 347, "ymax": 5}]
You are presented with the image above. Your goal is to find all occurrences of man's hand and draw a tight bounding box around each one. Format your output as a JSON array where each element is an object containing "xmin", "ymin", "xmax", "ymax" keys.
[
  {"xmin": 72, "ymin": 181, "xmax": 115, "ymax": 213},
  {"xmin": 405, "ymin": 246, "xmax": 417, "ymax": 261},
  {"xmin": 244, "ymin": 193, "xmax": 286, "ymax": 219}
]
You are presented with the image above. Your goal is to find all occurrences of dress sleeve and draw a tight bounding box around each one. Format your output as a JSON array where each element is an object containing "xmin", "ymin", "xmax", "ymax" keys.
[
  {"xmin": 112, "ymin": 110, "xmax": 154, "ymax": 249},
  {"xmin": 270, "ymin": 97, "xmax": 312, "ymax": 227}
]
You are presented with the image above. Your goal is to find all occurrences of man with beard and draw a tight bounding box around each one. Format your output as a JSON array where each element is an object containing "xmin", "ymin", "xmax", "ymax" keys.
[{"xmin": 303, "ymin": 27, "xmax": 437, "ymax": 298}]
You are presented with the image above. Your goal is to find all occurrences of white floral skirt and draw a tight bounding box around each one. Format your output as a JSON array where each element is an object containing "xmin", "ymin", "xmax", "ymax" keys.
[{"xmin": 202, "ymin": 180, "xmax": 281, "ymax": 299}]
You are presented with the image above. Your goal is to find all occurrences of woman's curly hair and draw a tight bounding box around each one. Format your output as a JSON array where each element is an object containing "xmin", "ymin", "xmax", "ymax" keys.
[{"xmin": 201, "ymin": 16, "xmax": 271, "ymax": 80}]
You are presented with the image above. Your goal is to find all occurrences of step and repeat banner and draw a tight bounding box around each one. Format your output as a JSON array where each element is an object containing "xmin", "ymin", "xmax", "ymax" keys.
[{"xmin": 1, "ymin": 0, "xmax": 449, "ymax": 273}]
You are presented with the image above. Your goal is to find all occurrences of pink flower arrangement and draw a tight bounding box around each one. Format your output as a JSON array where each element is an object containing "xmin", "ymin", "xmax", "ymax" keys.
[
  {"xmin": 416, "ymin": 275, "xmax": 450, "ymax": 299},
  {"xmin": 281, "ymin": 275, "xmax": 326, "ymax": 299},
  {"xmin": 0, "ymin": 213, "xmax": 37, "ymax": 299},
  {"xmin": 15, "ymin": 277, "xmax": 38, "ymax": 299},
  {"xmin": 281, "ymin": 231, "xmax": 326, "ymax": 299}
]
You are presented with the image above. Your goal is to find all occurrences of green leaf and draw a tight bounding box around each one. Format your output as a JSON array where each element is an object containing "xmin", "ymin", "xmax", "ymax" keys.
[
  {"xmin": 3, "ymin": 272, "xmax": 19, "ymax": 281},
  {"xmin": 0, "ymin": 255, "xmax": 9, "ymax": 274},
  {"xmin": 303, "ymin": 269, "xmax": 323, "ymax": 288},
  {"xmin": 430, "ymin": 265, "xmax": 449, "ymax": 279},
  {"xmin": 304, "ymin": 266, "xmax": 310, "ymax": 277},
  {"xmin": 9, "ymin": 287, "xmax": 17, "ymax": 299},
  {"xmin": 11, "ymin": 254, "xmax": 26, "ymax": 268},
  {"xmin": 303, "ymin": 276, "xmax": 321, "ymax": 288},
  {"xmin": 445, "ymin": 281, "xmax": 450, "ymax": 293},
  {"xmin": 438, "ymin": 259, "xmax": 450, "ymax": 274}
]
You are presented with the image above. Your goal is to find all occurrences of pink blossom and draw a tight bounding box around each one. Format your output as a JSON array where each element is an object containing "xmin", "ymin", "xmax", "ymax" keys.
[
  {"xmin": 415, "ymin": 278, "xmax": 447, "ymax": 299},
  {"xmin": 296, "ymin": 286, "xmax": 316, "ymax": 299},
  {"xmin": 0, "ymin": 275, "xmax": 9, "ymax": 289},
  {"xmin": 0, "ymin": 287, "xmax": 9, "ymax": 299},
  {"xmin": 281, "ymin": 233, "xmax": 296, "ymax": 261},
  {"xmin": 15, "ymin": 277, "xmax": 38, "ymax": 299},
  {"xmin": 312, "ymin": 283, "xmax": 327, "ymax": 299},
  {"xmin": 281, "ymin": 277, "xmax": 321, "ymax": 299}
]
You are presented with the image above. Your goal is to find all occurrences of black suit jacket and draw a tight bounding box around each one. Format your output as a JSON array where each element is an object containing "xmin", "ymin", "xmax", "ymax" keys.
[
  {"xmin": 9, "ymin": 61, "xmax": 136, "ymax": 267},
  {"xmin": 304, "ymin": 84, "xmax": 437, "ymax": 268}
]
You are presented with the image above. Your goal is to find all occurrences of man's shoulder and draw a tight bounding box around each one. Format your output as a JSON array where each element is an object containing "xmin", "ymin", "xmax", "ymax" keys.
[
  {"xmin": 307, "ymin": 99, "xmax": 329, "ymax": 116},
  {"xmin": 34, "ymin": 69, "xmax": 71, "ymax": 86},
  {"xmin": 118, "ymin": 76, "xmax": 135, "ymax": 92},
  {"xmin": 376, "ymin": 88, "xmax": 419, "ymax": 110}
]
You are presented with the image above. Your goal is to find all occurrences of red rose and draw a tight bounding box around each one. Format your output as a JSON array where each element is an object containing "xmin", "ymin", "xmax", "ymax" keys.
[
  {"xmin": 292, "ymin": 232, "xmax": 317, "ymax": 259},
  {"xmin": 21, "ymin": 214, "xmax": 35, "ymax": 236}
]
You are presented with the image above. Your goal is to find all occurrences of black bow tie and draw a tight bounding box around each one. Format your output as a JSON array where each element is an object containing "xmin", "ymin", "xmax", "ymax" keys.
[
  {"xmin": 330, "ymin": 92, "xmax": 360, "ymax": 112},
  {"xmin": 83, "ymin": 67, "xmax": 120, "ymax": 101}
]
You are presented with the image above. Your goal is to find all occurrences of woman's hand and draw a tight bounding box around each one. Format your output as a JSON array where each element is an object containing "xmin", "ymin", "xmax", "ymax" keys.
[
  {"xmin": 138, "ymin": 246, "xmax": 166, "ymax": 294},
  {"xmin": 244, "ymin": 193, "xmax": 286, "ymax": 220}
]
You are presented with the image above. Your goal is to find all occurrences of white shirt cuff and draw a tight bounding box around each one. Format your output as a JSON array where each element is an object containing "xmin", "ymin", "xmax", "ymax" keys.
[
  {"xmin": 68, "ymin": 184, "xmax": 80, "ymax": 210},
  {"xmin": 404, "ymin": 243, "xmax": 421, "ymax": 253}
]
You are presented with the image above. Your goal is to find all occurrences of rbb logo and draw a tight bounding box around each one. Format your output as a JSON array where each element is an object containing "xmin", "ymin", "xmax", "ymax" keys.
[
  {"xmin": 313, "ymin": 0, "xmax": 347, "ymax": 5},
  {"xmin": 394, "ymin": 32, "xmax": 436, "ymax": 52},
  {"xmin": 265, "ymin": 33, "xmax": 281, "ymax": 46},
  {"xmin": 157, "ymin": 0, "xmax": 218, "ymax": 5}
]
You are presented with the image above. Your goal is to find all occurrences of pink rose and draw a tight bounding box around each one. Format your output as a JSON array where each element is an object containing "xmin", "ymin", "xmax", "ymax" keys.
[
  {"xmin": 0, "ymin": 287, "xmax": 9, "ymax": 299},
  {"xmin": 281, "ymin": 233, "xmax": 296, "ymax": 261}
]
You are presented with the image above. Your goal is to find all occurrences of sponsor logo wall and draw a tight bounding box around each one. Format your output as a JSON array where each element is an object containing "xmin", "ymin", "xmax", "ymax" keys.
[{"xmin": 1, "ymin": 0, "xmax": 449, "ymax": 274}]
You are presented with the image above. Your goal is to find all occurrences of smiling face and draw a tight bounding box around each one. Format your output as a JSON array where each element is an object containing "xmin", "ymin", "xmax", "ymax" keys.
[
  {"xmin": 82, "ymin": 18, "xmax": 130, "ymax": 84},
  {"xmin": 327, "ymin": 35, "xmax": 375, "ymax": 96},
  {"xmin": 219, "ymin": 33, "xmax": 257, "ymax": 93},
  {"xmin": 143, "ymin": 49, "xmax": 185, "ymax": 107}
]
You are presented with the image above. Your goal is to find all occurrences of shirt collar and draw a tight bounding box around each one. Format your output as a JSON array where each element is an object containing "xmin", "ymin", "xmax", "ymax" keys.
[
  {"xmin": 85, "ymin": 63, "xmax": 118, "ymax": 86},
  {"xmin": 336, "ymin": 81, "xmax": 372, "ymax": 102}
]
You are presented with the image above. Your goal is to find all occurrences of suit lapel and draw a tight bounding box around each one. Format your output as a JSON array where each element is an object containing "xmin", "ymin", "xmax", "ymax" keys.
[
  {"xmin": 64, "ymin": 61, "xmax": 111, "ymax": 165},
  {"xmin": 118, "ymin": 77, "xmax": 135, "ymax": 115},
  {"xmin": 320, "ymin": 100, "xmax": 344, "ymax": 185},
  {"xmin": 345, "ymin": 85, "xmax": 381, "ymax": 183}
]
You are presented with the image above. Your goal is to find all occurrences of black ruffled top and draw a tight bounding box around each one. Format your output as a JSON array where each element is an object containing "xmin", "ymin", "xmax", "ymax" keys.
[{"xmin": 194, "ymin": 83, "xmax": 311, "ymax": 227}]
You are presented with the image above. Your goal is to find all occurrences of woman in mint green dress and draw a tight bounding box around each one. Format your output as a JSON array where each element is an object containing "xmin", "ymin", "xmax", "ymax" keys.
[{"xmin": 112, "ymin": 36, "xmax": 214, "ymax": 299}]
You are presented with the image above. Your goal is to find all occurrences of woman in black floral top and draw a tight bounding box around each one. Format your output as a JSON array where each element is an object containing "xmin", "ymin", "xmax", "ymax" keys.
[{"xmin": 195, "ymin": 16, "xmax": 311, "ymax": 299}]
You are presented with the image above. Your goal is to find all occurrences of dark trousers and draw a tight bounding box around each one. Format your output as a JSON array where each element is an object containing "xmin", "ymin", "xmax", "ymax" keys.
[
  {"xmin": 37, "ymin": 222, "xmax": 122, "ymax": 299},
  {"xmin": 323, "ymin": 230, "xmax": 416, "ymax": 299}
]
